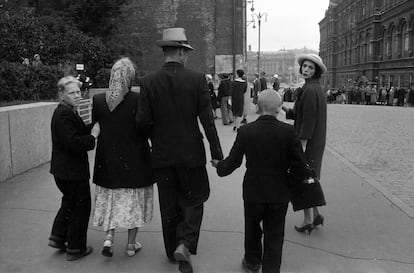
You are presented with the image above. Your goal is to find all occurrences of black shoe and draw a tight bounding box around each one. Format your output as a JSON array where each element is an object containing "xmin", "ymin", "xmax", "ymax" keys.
[
  {"xmin": 48, "ymin": 240, "xmax": 66, "ymax": 251},
  {"xmin": 313, "ymin": 214, "xmax": 324, "ymax": 227},
  {"xmin": 178, "ymin": 261, "xmax": 193, "ymax": 273},
  {"xmin": 241, "ymin": 258, "xmax": 260, "ymax": 273},
  {"xmin": 294, "ymin": 224, "xmax": 314, "ymax": 235},
  {"xmin": 174, "ymin": 244, "xmax": 191, "ymax": 263},
  {"xmin": 66, "ymin": 246, "xmax": 93, "ymax": 261}
]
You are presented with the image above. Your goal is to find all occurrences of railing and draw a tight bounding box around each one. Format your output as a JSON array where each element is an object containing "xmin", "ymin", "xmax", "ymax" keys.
[{"xmin": 77, "ymin": 99, "xmax": 92, "ymax": 125}]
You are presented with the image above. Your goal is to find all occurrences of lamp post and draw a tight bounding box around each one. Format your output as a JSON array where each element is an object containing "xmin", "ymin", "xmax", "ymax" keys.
[{"xmin": 251, "ymin": 12, "xmax": 268, "ymax": 74}]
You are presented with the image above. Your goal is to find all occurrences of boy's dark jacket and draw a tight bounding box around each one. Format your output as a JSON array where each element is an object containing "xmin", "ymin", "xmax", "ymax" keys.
[{"xmin": 216, "ymin": 115, "xmax": 307, "ymax": 203}]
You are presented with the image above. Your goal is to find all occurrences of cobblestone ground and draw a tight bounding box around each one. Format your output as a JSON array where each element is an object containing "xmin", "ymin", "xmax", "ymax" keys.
[{"xmin": 325, "ymin": 104, "xmax": 414, "ymax": 211}]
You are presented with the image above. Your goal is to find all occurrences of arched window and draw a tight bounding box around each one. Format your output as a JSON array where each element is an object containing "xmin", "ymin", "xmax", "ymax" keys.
[
  {"xmin": 401, "ymin": 22, "xmax": 409, "ymax": 57},
  {"xmin": 392, "ymin": 26, "xmax": 398, "ymax": 57},
  {"xmin": 388, "ymin": 26, "xmax": 396, "ymax": 58}
]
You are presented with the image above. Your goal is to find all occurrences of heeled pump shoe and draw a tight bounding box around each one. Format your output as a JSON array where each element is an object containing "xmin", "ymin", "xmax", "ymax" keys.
[
  {"xmin": 313, "ymin": 214, "xmax": 324, "ymax": 227},
  {"xmin": 294, "ymin": 224, "xmax": 314, "ymax": 235}
]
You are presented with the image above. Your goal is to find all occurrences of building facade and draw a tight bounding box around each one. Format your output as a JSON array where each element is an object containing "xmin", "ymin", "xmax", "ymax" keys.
[
  {"xmin": 246, "ymin": 48, "xmax": 318, "ymax": 85},
  {"xmin": 319, "ymin": 0, "xmax": 414, "ymax": 90}
]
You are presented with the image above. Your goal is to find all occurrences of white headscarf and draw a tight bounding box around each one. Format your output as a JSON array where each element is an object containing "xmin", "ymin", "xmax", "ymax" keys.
[{"xmin": 106, "ymin": 58, "xmax": 135, "ymax": 112}]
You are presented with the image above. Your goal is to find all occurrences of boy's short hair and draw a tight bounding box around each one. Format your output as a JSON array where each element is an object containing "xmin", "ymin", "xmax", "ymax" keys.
[
  {"xmin": 258, "ymin": 89, "xmax": 282, "ymax": 114},
  {"xmin": 57, "ymin": 76, "xmax": 81, "ymax": 93}
]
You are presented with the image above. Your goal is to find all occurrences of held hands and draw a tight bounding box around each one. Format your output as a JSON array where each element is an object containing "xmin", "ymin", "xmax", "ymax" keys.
[
  {"xmin": 91, "ymin": 122, "xmax": 100, "ymax": 139},
  {"xmin": 210, "ymin": 159, "xmax": 220, "ymax": 168}
]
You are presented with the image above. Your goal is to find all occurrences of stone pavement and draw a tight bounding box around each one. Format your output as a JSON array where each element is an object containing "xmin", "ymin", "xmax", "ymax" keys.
[
  {"xmin": 1, "ymin": 102, "xmax": 414, "ymax": 273},
  {"xmin": 324, "ymin": 104, "xmax": 414, "ymax": 218}
]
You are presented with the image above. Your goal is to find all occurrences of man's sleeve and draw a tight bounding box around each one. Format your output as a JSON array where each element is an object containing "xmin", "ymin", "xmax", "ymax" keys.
[
  {"xmin": 136, "ymin": 81, "xmax": 154, "ymax": 136},
  {"xmin": 197, "ymin": 74, "xmax": 223, "ymax": 160}
]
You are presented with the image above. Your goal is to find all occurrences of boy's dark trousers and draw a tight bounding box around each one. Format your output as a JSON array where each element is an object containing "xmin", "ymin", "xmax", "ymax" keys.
[
  {"xmin": 244, "ymin": 202, "xmax": 288, "ymax": 273},
  {"xmin": 49, "ymin": 177, "xmax": 91, "ymax": 253}
]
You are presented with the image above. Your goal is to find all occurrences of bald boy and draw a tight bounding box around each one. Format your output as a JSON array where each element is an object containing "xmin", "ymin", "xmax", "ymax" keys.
[{"xmin": 212, "ymin": 90, "xmax": 307, "ymax": 273}]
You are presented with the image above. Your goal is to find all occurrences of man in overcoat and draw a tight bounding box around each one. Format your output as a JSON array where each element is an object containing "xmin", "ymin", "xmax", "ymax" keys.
[{"xmin": 137, "ymin": 27, "xmax": 223, "ymax": 273}]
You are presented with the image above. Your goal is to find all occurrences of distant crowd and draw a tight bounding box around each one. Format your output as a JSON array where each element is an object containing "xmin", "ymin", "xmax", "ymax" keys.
[{"xmin": 325, "ymin": 84, "xmax": 414, "ymax": 107}]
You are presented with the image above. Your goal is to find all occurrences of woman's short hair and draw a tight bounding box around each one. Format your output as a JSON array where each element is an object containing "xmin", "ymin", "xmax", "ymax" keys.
[
  {"xmin": 236, "ymin": 69, "xmax": 245, "ymax": 78},
  {"xmin": 57, "ymin": 76, "xmax": 81, "ymax": 93},
  {"xmin": 299, "ymin": 60, "xmax": 322, "ymax": 79}
]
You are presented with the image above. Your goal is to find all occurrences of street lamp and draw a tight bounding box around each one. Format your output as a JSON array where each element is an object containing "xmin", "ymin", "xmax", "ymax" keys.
[{"xmin": 251, "ymin": 12, "xmax": 268, "ymax": 74}]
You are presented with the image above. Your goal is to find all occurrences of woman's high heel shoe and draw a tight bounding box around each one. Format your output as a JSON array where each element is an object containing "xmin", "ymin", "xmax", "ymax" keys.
[
  {"xmin": 313, "ymin": 214, "xmax": 324, "ymax": 227},
  {"xmin": 294, "ymin": 224, "xmax": 314, "ymax": 235}
]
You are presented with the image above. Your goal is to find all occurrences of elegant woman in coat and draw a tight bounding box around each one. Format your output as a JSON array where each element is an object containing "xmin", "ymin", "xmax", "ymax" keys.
[
  {"xmin": 232, "ymin": 69, "xmax": 248, "ymax": 131},
  {"xmin": 91, "ymin": 57, "xmax": 154, "ymax": 257},
  {"xmin": 282, "ymin": 53, "xmax": 327, "ymax": 234}
]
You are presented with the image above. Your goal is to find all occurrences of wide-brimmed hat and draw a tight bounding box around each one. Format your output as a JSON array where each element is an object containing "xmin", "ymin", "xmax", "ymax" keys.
[
  {"xmin": 273, "ymin": 74, "xmax": 279, "ymax": 78},
  {"xmin": 156, "ymin": 28, "xmax": 194, "ymax": 50},
  {"xmin": 297, "ymin": 53, "xmax": 327, "ymax": 74}
]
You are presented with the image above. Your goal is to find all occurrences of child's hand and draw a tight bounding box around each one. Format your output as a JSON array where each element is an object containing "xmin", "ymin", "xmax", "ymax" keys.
[{"xmin": 210, "ymin": 159, "xmax": 219, "ymax": 168}]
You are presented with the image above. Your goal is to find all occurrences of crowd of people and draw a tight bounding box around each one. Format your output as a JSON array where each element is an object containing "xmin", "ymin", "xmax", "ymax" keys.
[
  {"xmin": 48, "ymin": 27, "xmax": 327, "ymax": 273},
  {"xmin": 325, "ymin": 84, "xmax": 414, "ymax": 107}
]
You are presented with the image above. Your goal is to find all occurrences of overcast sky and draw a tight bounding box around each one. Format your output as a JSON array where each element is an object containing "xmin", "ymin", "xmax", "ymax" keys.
[{"xmin": 246, "ymin": 0, "xmax": 330, "ymax": 52}]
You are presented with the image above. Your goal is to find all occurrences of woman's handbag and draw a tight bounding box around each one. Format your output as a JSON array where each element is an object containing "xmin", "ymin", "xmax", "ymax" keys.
[{"xmin": 288, "ymin": 165, "xmax": 326, "ymax": 211}]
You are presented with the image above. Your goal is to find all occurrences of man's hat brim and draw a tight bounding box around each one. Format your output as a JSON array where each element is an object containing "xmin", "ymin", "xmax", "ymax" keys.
[{"xmin": 156, "ymin": 40, "xmax": 194, "ymax": 50}]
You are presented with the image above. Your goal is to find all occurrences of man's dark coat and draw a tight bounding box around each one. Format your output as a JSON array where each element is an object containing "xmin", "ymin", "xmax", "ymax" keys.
[{"xmin": 138, "ymin": 62, "xmax": 223, "ymax": 168}]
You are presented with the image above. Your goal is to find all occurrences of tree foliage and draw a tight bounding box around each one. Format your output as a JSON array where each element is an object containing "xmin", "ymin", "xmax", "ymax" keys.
[{"xmin": 0, "ymin": 8, "xmax": 111, "ymax": 73}]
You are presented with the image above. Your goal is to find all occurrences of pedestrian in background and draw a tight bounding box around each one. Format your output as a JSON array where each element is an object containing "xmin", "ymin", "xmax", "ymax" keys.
[
  {"xmin": 218, "ymin": 73, "xmax": 234, "ymax": 125},
  {"xmin": 407, "ymin": 87, "xmax": 414, "ymax": 107},
  {"xmin": 32, "ymin": 53, "xmax": 43, "ymax": 67},
  {"xmin": 282, "ymin": 53, "xmax": 327, "ymax": 234},
  {"xmin": 272, "ymin": 74, "xmax": 280, "ymax": 91},
  {"xmin": 91, "ymin": 57, "xmax": 154, "ymax": 258},
  {"xmin": 207, "ymin": 74, "xmax": 219, "ymax": 118},
  {"xmin": 370, "ymin": 85, "xmax": 377, "ymax": 105},
  {"xmin": 212, "ymin": 90, "xmax": 308, "ymax": 273},
  {"xmin": 137, "ymin": 27, "xmax": 223, "ymax": 273},
  {"xmin": 48, "ymin": 76, "xmax": 100, "ymax": 261},
  {"xmin": 231, "ymin": 69, "xmax": 248, "ymax": 131},
  {"xmin": 260, "ymin": 71, "xmax": 267, "ymax": 91},
  {"xmin": 388, "ymin": 86, "xmax": 395, "ymax": 106}
]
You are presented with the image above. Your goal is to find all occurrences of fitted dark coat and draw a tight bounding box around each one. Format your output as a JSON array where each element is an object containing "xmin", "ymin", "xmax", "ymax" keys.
[
  {"xmin": 285, "ymin": 78, "xmax": 327, "ymax": 178},
  {"xmin": 92, "ymin": 92, "xmax": 153, "ymax": 189},
  {"xmin": 137, "ymin": 62, "xmax": 223, "ymax": 168},
  {"xmin": 216, "ymin": 115, "xmax": 307, "ymax": 203},
  {"xmin": 217, "ymin": 78, "xmax": 232, "ymax": 101},
  {"xmin": 231, "ymin": 79, "xmax": 247, "ymax": 117},
  {"xmin": 50, "ymin": 103, "xmax": 95, "ymax": 180}
]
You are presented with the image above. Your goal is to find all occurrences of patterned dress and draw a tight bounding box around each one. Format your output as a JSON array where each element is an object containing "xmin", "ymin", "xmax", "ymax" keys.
[{"xmin": 92, "ymin": 185, "xmax": 153, "ymax": 231}]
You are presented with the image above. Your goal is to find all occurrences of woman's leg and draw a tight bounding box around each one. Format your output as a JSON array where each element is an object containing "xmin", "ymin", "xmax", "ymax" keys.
[
  {"xmin": 313, "ymin": 207, "xmax": 320, "ymax": 218},
  {"xmin": 127, "ymin": 227, "xmax": 138, "ymax": 245},
  {"xmin": 126, "ymin": 228, "xmax": 142, "ymax": 257},
  {"xmin": 102, "ymin": 229, "xmax": 114, "ymax": 257},
  {"xmin": 302, "ymin": 208, "xmax": 312, "ymax": 226}
]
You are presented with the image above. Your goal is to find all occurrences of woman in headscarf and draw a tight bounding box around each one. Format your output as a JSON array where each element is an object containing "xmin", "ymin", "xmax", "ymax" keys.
[
  {"xmin": 282, "ymin": 53, "xmax": 327, "ymax": 234},
  {"xmin": 91, "ymin": 57, "xmax": 154, "ymax": 257}
]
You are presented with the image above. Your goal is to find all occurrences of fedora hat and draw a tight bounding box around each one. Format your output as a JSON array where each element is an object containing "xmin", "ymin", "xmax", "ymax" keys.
[
  {"xmin": 297, "ymin": 53, "xmax": 327, "ymax": 74},
  {"xmin": 156, "ymin": 28, "xmax": 194, "ymax": 50}
]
